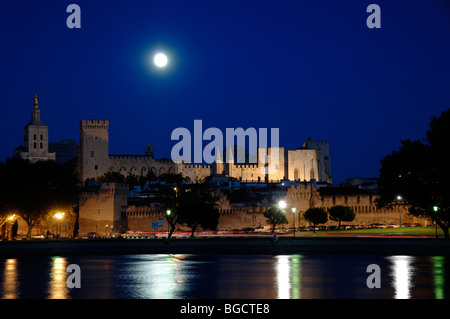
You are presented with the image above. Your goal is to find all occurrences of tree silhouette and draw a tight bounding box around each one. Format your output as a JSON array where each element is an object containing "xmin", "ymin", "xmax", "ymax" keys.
[
  {"xmin": 0, "ymin": 157, "xmax": 80, "ymax": 238},
  {"xmin": 328, "ymin": 205, "xmax": 355, "ymax": 230},
  {"xmin": 303, "ymin": 208, "xmax": 328, "ymax": 231},
  {"xmin": 263, "ymin": 206, "xmax": 288, "ymax": 234},
  {"xmin": 377, "ymin": 109, "xmax": 450, "ymax": 238}
]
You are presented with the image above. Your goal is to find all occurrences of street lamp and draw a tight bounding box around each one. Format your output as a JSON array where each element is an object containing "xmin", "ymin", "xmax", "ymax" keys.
[
  {"xmin": 433, "ymin": 206, "xmax": 439, "ymax": 238},
  {"xmin": 291, "ymin": 207, "xmax": 296, "ymax": 238},
  {"xmin": 7, "ymin": 214, "xmax": 16, "ymax": 240},
  {"xmin": 278, "ymin": 200, "xmax": 287, "ymax": 209},
  {"xmin": 396, "ymin": 195, "xmax": 402, "ymax": 227},
  {"xmin": 54, "ymin": 212, "xmax": 64, "ymax": 238},
  {"xmin": 166, "ymin": 209, "xmax": 171, "ymax": 237}
]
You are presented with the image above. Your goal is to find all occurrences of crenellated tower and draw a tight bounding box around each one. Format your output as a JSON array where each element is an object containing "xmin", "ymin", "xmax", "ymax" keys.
[{"xmin": 80, "ymin": 120, "xmax": 110, "ymax": 182}]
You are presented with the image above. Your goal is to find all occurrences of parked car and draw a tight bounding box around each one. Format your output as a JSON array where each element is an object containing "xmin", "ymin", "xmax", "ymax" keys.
[
  {"xmin": 85, "ymin": 232, "xmax": 98, "ymax": 238},
  {"xmin": 369, "ymin": 223, "xmax": 387, "ymax": 229}
]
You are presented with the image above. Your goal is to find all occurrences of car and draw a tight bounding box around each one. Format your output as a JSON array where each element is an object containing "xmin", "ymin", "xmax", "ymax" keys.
[
  {"xmin": 85, "ymin": 232, "xmax": 98, "ymax": 238},
  {"xmin": 33, "ymin": 235, "xmax": 45, "ymax": 239},
  {"xmin": 369, "ymin": 223, "xmax": 387, "ymax": 229}
]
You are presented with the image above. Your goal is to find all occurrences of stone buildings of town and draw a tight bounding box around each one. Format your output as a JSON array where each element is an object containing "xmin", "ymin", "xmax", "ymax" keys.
[{"xmin": 8, "ymin": 94, "xmax": 427, "ymax": 237}]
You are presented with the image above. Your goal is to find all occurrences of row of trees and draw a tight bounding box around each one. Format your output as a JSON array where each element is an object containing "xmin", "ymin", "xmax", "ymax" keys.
[
  {"xmin": 0, "ymin": 157, "xmax": 80, "ymax": 238},
  {"xmin": 97, "ymin": 171, "xmax": 220, "ymax": 238},
  {"xmin": 263, "ymin": 205, "xmax": 355, "ymax": 233},
  {"xmin": 97, "ymin": 171, "xmax": 189, "ymax": 188}
]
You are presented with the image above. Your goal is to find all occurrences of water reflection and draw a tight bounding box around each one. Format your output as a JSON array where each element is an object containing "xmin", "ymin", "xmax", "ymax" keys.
[
  {"xmin": 0, "ymin": 254, "xmax": 448, "ymax": 299},
  {"xmin": 47, "ymin": 257, "xmax": 69, "ymax": 299},
  {"xmin": 120, "ymin": 254, "xmax": 192, "ymax": 298},
  {"xmin": 388, "ymin": 256, "xmax": 414, "ymax": 299},
  {"xmin": 275, "ymin": 255, "xmax": 291, "ymax": 299},
  {"xmin": 2, "ymin": 259, "xmax": 18, "ymax": 299},
  {"xmin": 274, "ymin": 255, "xmax": 302, "ymax": 299},
  {"xmin": 432, "ymin": 256, "xmax": 445, "ymax": 299}
]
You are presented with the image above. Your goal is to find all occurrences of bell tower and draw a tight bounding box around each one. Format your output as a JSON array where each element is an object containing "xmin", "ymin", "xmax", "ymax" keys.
[{"xmin": 20, "ymin": 93, "xmax": 55, "ymax": 162}]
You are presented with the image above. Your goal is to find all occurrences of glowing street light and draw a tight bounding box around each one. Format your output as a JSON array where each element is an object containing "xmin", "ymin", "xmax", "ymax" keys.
[
  {"xmin": 54, "ymin": 213, "xmax": 64, "ymax": 220},
  {"xmin": 396, "ymin": 195, "xmax": 403, "ymax": 227},
  {"xmin": 433, "ymin": 206, "xmax": 440, "ymax": 238},
  {"xmin": 54, "ymin": 212, "xmax": 65, "ymax": 238},
  {"xmin": 166, "ymin": 209, "xmax": 171, "ymax": 237},
  {"xmin": 278, "ymin": 200, "xmax": 287, "ymax": 209}
]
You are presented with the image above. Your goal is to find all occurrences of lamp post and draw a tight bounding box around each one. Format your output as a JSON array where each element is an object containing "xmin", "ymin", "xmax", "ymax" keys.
[
  {"xmin": 7, "ymin": 214, "xmax": 16, "ymax": 240},
  {"xmin": 277, "ymin": 200, "xmax": 287, "ymax": 234},
  {"xmin": 396, "ymin": 195, "xmax": 402, "ymax": 227},
  {"xmin": 166, "ymin": 209, "xmax": 171, "ymax": 238},
  {"xmin": 54, "ymin": 212, "xmax": 64, "ymax": 238},
  {"xmin": 291, "ymin": 207, "xmax": 296, "ymax": 238},
  {"xmin": 433, "ymin": 206, "xmax": 439, "ymax": 238}
]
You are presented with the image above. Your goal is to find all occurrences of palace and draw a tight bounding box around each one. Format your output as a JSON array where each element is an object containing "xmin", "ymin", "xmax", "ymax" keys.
[
  {"xmin": 79, "ymin": 119, "xmax": 332, "ymax": 185},
  {"xmin": 10, "ymin": 94, "xmax": 427, "ymax": 237}
]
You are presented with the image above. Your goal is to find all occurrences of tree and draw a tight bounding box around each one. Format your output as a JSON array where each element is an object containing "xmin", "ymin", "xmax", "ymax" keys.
[
  {"xmin": 11, "ymin": 219, "xmax": 18, "ymax": 239},
  {"xmin": 328, "ymin": 205, "xmax": 355, "ymax": 230},
  {"xmin": 159, "ymin": 191, "xmax": 180, "ymax": 240},
  {"xmin": 303, "ymin": 208, "xmax": 328, "ymax": 232},
  {"xmin": 377, "ymin": 109, "xmax": 450, "ymax": 238},
  {"xmin": 72, "ymin": 205, "xmax": 80, "ymax": 238},
  {"xmin": 178, "ymin": 185, "xmax": 220, "ymax": 238},
  {"xmin": 158, "ymin": 173, "xmax": 188, "ymax": 184},
  {"xmin": 97, "ymin": 171, "xmax": 125, "ymax": 184},
  {"xmin": 0, "ymin": 157, "xmax": 80, "ymax": 238},
  {"xmin": 263, "ymin": 206, "xmax": 288, "ymax": 234}
]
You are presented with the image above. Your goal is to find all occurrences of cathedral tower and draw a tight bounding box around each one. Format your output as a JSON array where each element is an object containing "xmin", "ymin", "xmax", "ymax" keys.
[{"xmin": 18, "ymin": 93, "xmax": 55, "ymax": 162}]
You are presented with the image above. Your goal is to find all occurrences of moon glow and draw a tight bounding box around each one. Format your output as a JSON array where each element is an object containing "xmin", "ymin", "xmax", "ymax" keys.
[{"xmin": 154, "ymin": 53, "xmax": 168, "ymax": 68}]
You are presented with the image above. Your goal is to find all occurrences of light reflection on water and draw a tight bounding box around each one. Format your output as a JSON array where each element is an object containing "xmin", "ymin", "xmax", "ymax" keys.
[
  {"xmin": 0, "ymin": 254, "xmax": 448, "ymax": 299},
  {"xmin": 48, "ymin": 257, "xmax": 69, "ymax": 299},
  {"xmin": 388, "ymin": 255, "xmax": 414, "ymax": 299}
]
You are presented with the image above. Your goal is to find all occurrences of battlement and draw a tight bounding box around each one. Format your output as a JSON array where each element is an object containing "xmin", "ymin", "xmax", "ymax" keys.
[
  {"xmin": 183, "ymin": 164, "xmax": 211, "ymax": 169},
  {"xmin": 109, "ymin": 155, "xmax": 154, "ymax": 160},
  {"xmin": 233, "ymin": 164, "xmax": 259, "ymax": 169},
  {"xmin": 80, "ymin": 119, "xmax": 109, "ymax": 131}
]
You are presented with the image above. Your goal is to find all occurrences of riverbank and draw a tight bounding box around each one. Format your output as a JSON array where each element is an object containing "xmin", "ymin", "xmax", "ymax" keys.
[{"xmin": 1, "ymin": 236, "xmax": 450, "ymax": 257}]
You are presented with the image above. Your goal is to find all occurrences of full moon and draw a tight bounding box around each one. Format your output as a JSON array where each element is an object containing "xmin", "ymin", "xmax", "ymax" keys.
[{"xmin": 154, "ymin": 53, "xmax": 168, "ymax": 68}]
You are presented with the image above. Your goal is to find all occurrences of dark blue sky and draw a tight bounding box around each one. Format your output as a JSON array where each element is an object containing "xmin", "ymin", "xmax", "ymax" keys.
[{"xmin": 1, "ymin": 0, "xmax": 449, "ymax": 184}]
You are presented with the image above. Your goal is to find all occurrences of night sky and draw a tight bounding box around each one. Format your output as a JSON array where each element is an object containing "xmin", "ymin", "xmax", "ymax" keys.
[{"xmin": 1, "ymin": 0, "xmax": 449, "ymax": 184}]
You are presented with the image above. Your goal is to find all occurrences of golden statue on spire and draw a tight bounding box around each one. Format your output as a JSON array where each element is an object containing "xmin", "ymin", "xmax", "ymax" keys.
[{"xmin": 34, "ymin": 92, "xmax": 38, "ymax": 108}]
